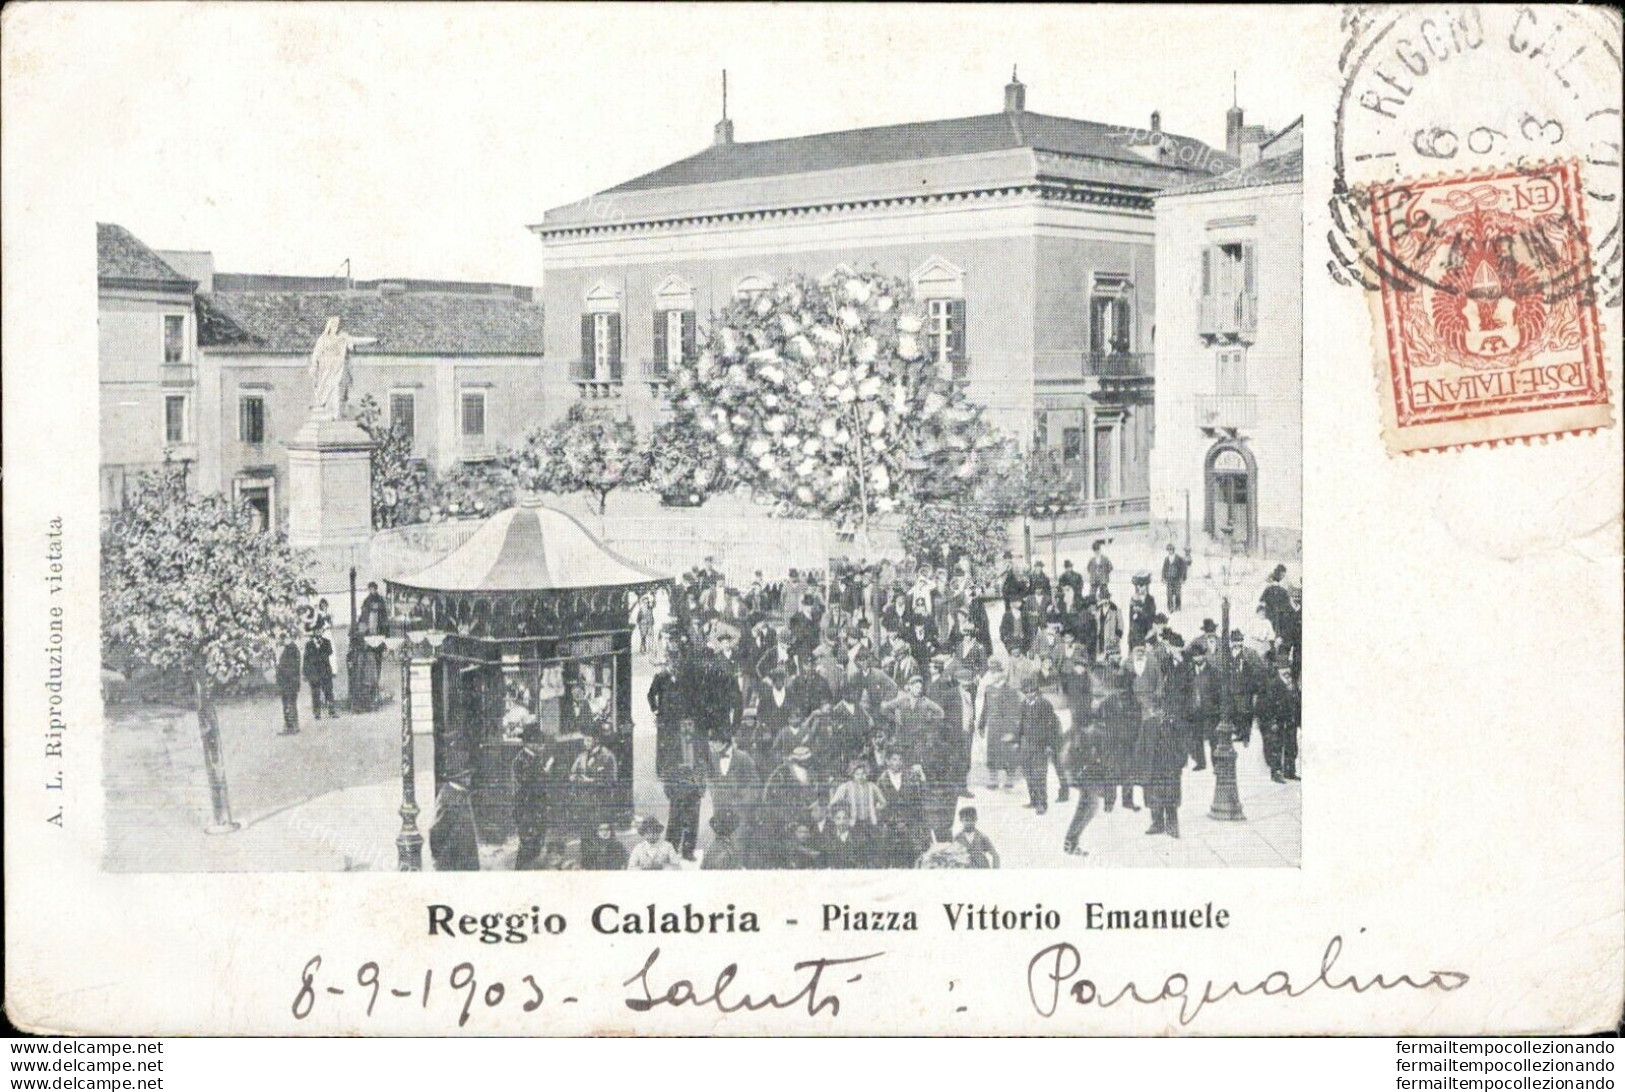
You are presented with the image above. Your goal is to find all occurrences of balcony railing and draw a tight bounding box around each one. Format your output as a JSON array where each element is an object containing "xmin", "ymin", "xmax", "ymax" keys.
[
  {"xmin": 640, "ymin": 359, "xmax": 671, "ymax": 384},
  {"xmin": 1194, "ymin": 393, "xmax": 1259, "ymax": 430},
  {"xmin": 1082, "ymin": 351, "xmax": 1153, "ymax": 378},
  {"xmin": 569, "ymin": 359, "xmax": 624, "ymax": 382},
  {"xmin": 570, "ymin": 359, "xmax": 624, "ymax": 398},
  {"xmin": 1198, "ymin": 293, "xmax": 1258, "ymax": 338}
]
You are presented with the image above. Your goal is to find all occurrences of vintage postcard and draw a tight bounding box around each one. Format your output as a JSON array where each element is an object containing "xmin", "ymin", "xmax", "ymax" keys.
[{"xmin": 3, "ymin": 3, "xmax": 1620, "ymax": 1036}]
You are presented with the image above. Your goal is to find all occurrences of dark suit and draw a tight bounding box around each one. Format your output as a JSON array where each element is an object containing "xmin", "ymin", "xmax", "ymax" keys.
[
  {"xmin": 275, "ymin": 643, "xmax": 302, "ymax": 733},
  {"xmin": 1016, "ymin": 695, "xmax": 1062, "ymax": 811},
  {"xmin": 1186, "ymin": 662, "xmax": 1223, "ymax": 769},
  {"xmin": 823, "ymin": 826, "xmax": 876, "ymax": 870},
  {"xmin": 302, "ymin": 635, "xmax": 336, "ymax": 718},
  {"xmin": 927, "ymin": 678, "xmax": 977, "ymax": 790}
]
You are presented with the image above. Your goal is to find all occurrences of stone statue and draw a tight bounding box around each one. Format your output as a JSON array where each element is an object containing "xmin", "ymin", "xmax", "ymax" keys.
[{"xmin": 308, "ymin": 317, "xmax": 376, "ymax": 421}]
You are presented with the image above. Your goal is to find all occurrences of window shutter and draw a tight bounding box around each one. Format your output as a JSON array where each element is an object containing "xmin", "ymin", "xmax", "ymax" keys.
[
  {"xmin": 947, "ymin": 298, "xmax": 967, "ymax": 363},
  {"xmin": 1200, "ymin": 247, "xmax": 1212, "ymax": 296},
  {"xmin": 580, "ymin": 313, "xmax": 594, "ymax": 363},
  {"xmin": 1241, "ymin": 243, "xmax": 1256, "ymax": 295},
  {"xmin": 607, "ymin": 313, "xmax": 622, "ymax": 374},
  {"xmin": 682, "ymin": 310, "xmax": 697, "ymax": 363},
  {"xmin": 1112, "ymin": 297, "xmax": 1131, "ymax": 352},
  {"xmin": 653, "ymin": 309, "xmax": 668, "ymax": 367}
]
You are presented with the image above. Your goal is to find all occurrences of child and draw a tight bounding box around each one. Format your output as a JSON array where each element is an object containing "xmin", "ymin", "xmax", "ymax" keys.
[
  {"xmin": 627, "ymin": 817, "xmax": 681, "ymax": 870},
  {"xmin": 953, "ymin": 807, "xmax": 999, "ymax": 868},
  {"xmin": 579, "ymin": 821, "xmax": 629, "ymax": 871}
]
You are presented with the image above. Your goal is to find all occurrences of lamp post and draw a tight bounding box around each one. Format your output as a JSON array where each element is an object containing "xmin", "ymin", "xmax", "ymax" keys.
[
  {"xmin": 1208, "ymin": 596, "xmax": 1247, "ymax": 822},
  {"xmin": 391, "ymin": 632, "xmax": 447, "ymax": 871}
]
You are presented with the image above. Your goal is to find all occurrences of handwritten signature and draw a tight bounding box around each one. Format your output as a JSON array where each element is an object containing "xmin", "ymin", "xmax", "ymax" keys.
[
  {"xmin": 1028, "ymin": 934, "xmax": 1470, "ymax": 1026},
  {"xmin": 624, "ymin": 947, "xmax": 886, "ymax": 1017}
]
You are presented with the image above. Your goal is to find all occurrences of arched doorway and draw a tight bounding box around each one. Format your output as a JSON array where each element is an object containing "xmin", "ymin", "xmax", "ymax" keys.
[{"xmin": 1204, "ymin": 441, "xmax": 1257, "ymax": 552}]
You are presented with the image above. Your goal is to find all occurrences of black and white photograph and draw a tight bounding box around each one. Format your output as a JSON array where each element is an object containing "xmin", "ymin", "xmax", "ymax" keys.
[
  {"xmin": 95, "ymin": 26, "xmax": 1302, "ymax": 873},
  {"xmin": 10, "ymin": 1, "xmax": 1620, "ymax": 1044}
]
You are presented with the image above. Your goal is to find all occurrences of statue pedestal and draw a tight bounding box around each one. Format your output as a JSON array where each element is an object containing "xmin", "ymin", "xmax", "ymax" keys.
[{"xmin": 286, "ymin": 417, "xmax": 375, "ymax": 552}]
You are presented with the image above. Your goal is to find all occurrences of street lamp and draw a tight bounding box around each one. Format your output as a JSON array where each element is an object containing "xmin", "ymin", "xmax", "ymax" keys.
[
  {"xmin": 1208, "ymin": 596, "xmax": 1247, "ymax": 822},
  {"xmin": 390, "ymin": 629, "xmax": 450, "ymax": 870}
]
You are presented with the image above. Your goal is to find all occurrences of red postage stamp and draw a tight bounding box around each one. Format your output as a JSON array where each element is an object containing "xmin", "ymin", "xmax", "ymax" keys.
[{"xmin": 1365, "ymin": 160, "xmax": 1614, "ymax": 453}]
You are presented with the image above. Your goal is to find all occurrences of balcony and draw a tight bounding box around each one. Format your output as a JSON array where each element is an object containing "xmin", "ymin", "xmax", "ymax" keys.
[
  {"xmin": 161, "ymin": 362, "xmax": 198, "ymax": 387},
  {"xmin": 1082, "ymin": 351, "xmax": 1153, "ymax": 379},
  {"xmin": 640, "ymin": 359, "xmax": 672, "ymax": 389},
  {"xmin": 1198, "ymin": 293, "xmax": 1258, "ymax": 340},
  {"xmin": 1195, "ymin": 393, "xmax": 1258, "ymax": 431},
  {"xmin": 569, "ymin": 359, "xmax": 624, "ymax": 399}
]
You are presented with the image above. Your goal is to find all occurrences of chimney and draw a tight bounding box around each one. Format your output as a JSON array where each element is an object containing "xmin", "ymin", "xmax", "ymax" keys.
[
  {"xmin": 1226, "ymin": 71, "xmax": 1244, "ymax": 156},
  {"xmin": 714, "ymin": 68, "xmax": 734, "ymax": 146},
  {"xmin": 1150, "ymin": 110, "xmax": 1161, "ymax": 133},
  {"xmin": 1226, "ymin": 104, "xmax": 1245, "ymax": 156},
  {"xmin": 1004, "ymin": 66, "xmax": 1025, "ymax": 113}
]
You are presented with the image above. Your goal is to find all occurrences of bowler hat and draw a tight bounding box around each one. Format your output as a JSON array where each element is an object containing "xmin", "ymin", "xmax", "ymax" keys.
[
  {"xmin": 1229, "ymin": 629, "xmax": 1245, "ymax": 641},
  {"xmin": 1201, "ymin": 619, "xmax": 1217, "ymax": 633},
  {"xmin": 638, "ymin": 817, "xmax": 665, "ymax": 836},
  {"xmin": 1153, "ymin": 612, "xmax": 1168, "ymax": 624}
]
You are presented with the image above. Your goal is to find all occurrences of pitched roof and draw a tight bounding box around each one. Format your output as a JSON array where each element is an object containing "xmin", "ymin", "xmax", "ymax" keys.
[
  {"xmin": 97, "ymin": 223, "xmax": 194, "ymax": 287},
  {"xmin": 198, "ymin": 284, "xmax": 545, "ymax": 355},
  {"xmin": 390, "ymin": 502, "xmax": 666, "ymax": 593},
  {"xmin": 602, "ymin": 110, "xmax": 1230, "ymax": 195},
  {"xmin": 1156, "ymin": 144, "xmax": 1303, "ymax": 198}
]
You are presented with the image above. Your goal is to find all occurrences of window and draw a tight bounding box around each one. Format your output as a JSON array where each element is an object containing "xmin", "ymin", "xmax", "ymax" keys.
[
  {"xmin": 580, "ymin": 312, "xmax": 622, "ymax": 378},
  {"xmin": 1062, "ymin": 427, "xmax": 1084, "ymax": 465},
  {"xmin": 733, "ymin": 273, "xmax": 773, "ymax": 302},
  {"xmin": 925, "ymin": 297, "xmax": 966, "ymax": 364},
  {"xmin": 655, "ymin": 308, "xmax": 696, "ymax": 368},
  {"xmin": 1216, "ymin": 348, "xmax": 1248, "ymax": 395},
  {"xmin": 1092, "ymin": 425, "xmax": 1115, "ymax": 500},
  {"xmin": 1200, "ymin": 242, "xmax": 1257, "ymax": 334},
  {"xmin": 238, "ymin": 393, "xmax": 266, "ymax": 444},
  {"xmin": 1089, "ymin": 296, "xmax": 1132, "ymax": 354},
  {"xmin": 389, "ymin": 391, "xmax": 416, "ymax": 444},
  {"xmin": 164, "ymin": 394, "xmax": 188, "ymax": 444},
  {"xmin": 163, "ymin": 314, "xmax": 187, "ymax": 363},
  {"xmin": 460, "ymin": 391, "xmax": 486, "ymax": 437}
]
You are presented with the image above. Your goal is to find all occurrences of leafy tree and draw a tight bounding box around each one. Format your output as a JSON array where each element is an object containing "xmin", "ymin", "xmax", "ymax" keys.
[
  {"xmin": 101, "ymin": 463, "xmax": 314, "ymax": 831},
  {"xmin": 423, "ymin": 458, "xmax": 517, "ymax": 523},
  {"xmin": 664, "ymin": 268, "xmax": 995, "ymax": 534},
  {"xmin": 509, "ymin": 403, "xmax": 649, "ymax": 515},
  {"xmin": 355, "ymin": 394, "xmax": 431, "ymax": 529},
  {"xmin": 898, "ymin": 499, "xmax": 1010, "ymax": 573},
  {"xmin": 645, "ymin": 417, "xmax": 728, "ymax": 505}
]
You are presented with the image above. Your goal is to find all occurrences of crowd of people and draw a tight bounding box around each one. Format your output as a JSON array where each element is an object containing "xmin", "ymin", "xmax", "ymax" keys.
[{"xmin": 624, "ymin": 544, "xmax": 1302, "ymax": 869}]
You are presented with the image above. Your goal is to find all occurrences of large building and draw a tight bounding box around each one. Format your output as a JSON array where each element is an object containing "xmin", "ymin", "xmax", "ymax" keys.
[
  {"xmin": 98, "ymin": 223, "xmax": 203, "ymax": 512},
  {"xmin": 1148, "ymin": 114, "xmax": 1302, "ymax": 556},
  {"xmin": 97, "ymin": 224, "xmax": 545, "ymax": 529},
  {"xmin": 532, "ymin": 75, "xmax": 1238, "ymax": 531}
]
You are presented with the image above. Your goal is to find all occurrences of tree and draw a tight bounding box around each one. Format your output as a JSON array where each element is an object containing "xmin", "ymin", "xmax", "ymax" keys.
[
  {"xmin": 509, "ymin": 403, "xmax": 649, "ymax": 515},
  {"xmin": 665, "ymin": 269, "xmax": 995, "ymax": 535},
  {"xmin": 355, "ymin": 394, "xmax": 430, "ymax": 529},
  {"xmin": 101, "ymin": 463, "xmax": 314, "ymax": 832},
  {"xmin": 898, "ymin": 499, "xmax": 1010, "ymax": 573},
  {"xmin": 645, "ymin": 417, "xmax": 728, "ymax": 506}
]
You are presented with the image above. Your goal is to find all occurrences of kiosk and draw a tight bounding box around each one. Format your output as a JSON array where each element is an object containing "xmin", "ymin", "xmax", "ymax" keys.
[{"xmin": 385, "ymin": 499, "xmax": 668, "ymax": 869}]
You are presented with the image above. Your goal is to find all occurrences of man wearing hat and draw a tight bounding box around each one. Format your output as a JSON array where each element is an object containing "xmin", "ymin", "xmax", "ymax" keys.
[
  {"xmin": 1127, "ymin": 572, "xmax": 1157, "ymax": 650},
  {"xmin": 1160, "ymin": 543, "xmax": 1188, "ymax": 612},
  {"xmin": 1184, "ymin": 641, "xmax": 1222, "ymax": 772},
  {"xmin": 1260, "ymin": 564, "xmax": 1292, "ymax": 631},
  {"xmin": 1196, "ymin": 618, "xmax": 1221, "ymax": 658},
  {"xmin": 1015, "ymin": 675, "xmax": 1062, "ymax": 815},
  {"xmin": 977, "ymin": 659, "xmax": 1023, "ymax": 791},
  {"xmin": 1058, "ymin": 558, "xmax": 1085, "ymax": 603},
  {"xmin": 428, "ymin": 771, "xmax": 479, "ymax": 872},
  {"xmin": 1086, "ymin": 539, "xmax": 1114, "ymax": 599},
  {"xmin": 512, "ymin": 726, "xmax": 556, "ymax": 870},
  {"xmin": 762, "ymin": 745, "xmax": 824, "ymax": 864},
  {"xmin": 1092, "ymin": 588, "xmax": 1123, "ymax": 663},
  {"xmin": 1257, "ymin": 660, "xmax": 1301, "ymax": 782},
  {"xmin": 928, "ymin": 662, "xmax": 980, "ymax": 800},
  {"xmin": 1228, "ymin": 628, "xmax": 1268, "ymax": 745}
]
